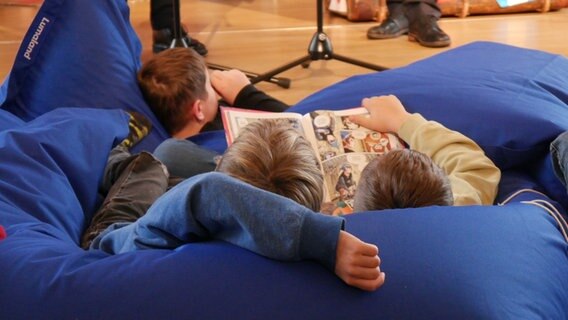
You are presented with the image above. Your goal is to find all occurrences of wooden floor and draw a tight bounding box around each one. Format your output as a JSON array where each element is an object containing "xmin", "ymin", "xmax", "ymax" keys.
[{"xmin": 1, "ymin": 0, "xmax": 568, "ymax": 105}]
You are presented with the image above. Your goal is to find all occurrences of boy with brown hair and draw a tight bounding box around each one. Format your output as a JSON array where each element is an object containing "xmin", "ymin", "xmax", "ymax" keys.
[
  {"xmin": 136, "ymin": 47, "xmax": 289, "ymax": 178},
  {"xmin": 137, "ymin": 48, "xmax": 289, "ymax": 139},
  {"xmin": 137, "ymin": 48, "xmax": 218, "ymax": 138},
  {"xmin": 349, "ymin": 95, "xmax": 501, "ymax": 211},
  {"xmin": 84, "ymin": 118, "xmax": 385, "ymax": 292}
]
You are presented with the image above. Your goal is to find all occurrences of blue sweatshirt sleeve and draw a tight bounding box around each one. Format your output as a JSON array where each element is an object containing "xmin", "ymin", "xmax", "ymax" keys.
[{"xmin": 91, "ymin": 172, "xmax": 344, "ymax": 271}]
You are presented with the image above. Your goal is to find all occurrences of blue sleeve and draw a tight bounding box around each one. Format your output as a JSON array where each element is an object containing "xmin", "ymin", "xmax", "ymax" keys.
[{"xmin": 91, "ymin": 172, "xmax": 345, "ymax": 270}]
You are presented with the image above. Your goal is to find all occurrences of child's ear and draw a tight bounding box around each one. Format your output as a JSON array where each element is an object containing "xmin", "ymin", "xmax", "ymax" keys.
[{"xmin": 191, "ymin": 99, "xmax": 205, "ymax": 122}]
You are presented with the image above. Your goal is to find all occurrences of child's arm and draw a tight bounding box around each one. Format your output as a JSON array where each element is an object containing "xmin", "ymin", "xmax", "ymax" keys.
[
  {"xmin": 92, "ymin": 172, "xmax": 384, "ymax": 291},
  {"xmin": 210, "ymin": 69, "xmax": 288, "ymax": 112},
  {"xmin": 350, "ymin": 95, "xmax": 501, "ymax": 205},
  {"xmin": 210, "ymin": 69, "xmax": 251, "ymax": 105}
]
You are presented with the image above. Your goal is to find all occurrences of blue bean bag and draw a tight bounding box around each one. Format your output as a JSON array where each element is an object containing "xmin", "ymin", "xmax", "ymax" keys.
[{"xmin": 0, "ymin": 0, "xmax": 567, "ymax": 319}]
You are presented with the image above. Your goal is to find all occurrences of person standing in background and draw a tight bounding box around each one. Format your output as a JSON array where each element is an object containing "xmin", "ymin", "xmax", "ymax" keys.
[
  {"xmin": 150, "ymin": 0, "xmax": 208, "ymax": 55},
  {"xmin": 366, "ymin": 0, "xmax": 451, "ymax": 48}
]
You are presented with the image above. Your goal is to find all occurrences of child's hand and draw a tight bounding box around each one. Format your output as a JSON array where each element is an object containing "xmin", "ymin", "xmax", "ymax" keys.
[
  {"xmin": 210, "ymin": 69, "xmax": 251, "ymax": 105},
  {"xmin": 334, "ymin": 230, "xmax": 385, "ymax": 291},
  {"xmin": 349, "ymin": 95, "xmax": 411, "ymax": 133}
]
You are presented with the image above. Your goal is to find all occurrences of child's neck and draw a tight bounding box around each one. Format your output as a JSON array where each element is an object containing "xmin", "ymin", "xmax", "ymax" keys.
[{"xmin": 172, "ymin": 122, "xmax": 203, "ymax": 140}]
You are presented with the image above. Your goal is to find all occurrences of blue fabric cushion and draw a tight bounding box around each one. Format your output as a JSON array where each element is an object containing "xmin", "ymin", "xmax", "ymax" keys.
[
  {"xmin": 0, "ymin": 108, "xmax": 127, "ymax": 242},
  {"xmin": 0, "ymin": 108, "xmax": 24, "ymax": 131},
  {"xmin": 291, "ymin": 41, "xmax": 568, "ymax": 172},
  {"xmin": 0, "ymin": 107, "xmax": 566, "ymax": 320},
  {"xmin": 0, "ymin": 0, "xmax": 167, "ymax": 153},
  {"xmin": 2, "ymin": 184, "xmax": 567, "ymax": 319},
  {"xmin": 1, "ymin": 0, "xmax": 567, "ymax": 317}
]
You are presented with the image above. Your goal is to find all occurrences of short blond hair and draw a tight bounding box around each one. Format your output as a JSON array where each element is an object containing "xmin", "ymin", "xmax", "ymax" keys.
[
  {"xmin": 137, "ymin": 48, "xmax": 208, "ymax": 135},
  {"xmin": 216, "ymin": 119, "xmax": 324, "ymax": 211}
]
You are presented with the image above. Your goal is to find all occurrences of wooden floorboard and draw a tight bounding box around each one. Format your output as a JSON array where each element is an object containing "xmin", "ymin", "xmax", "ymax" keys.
[{"xmin": 1, "ymin": 1, "xmax": 567, "ymax": 105}]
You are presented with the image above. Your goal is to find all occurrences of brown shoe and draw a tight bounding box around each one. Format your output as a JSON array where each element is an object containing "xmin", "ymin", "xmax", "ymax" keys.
[
  {"xmin": 367, "ymin": 15, "xmax": 409, "ymax": 40},
  {"xmin": 408, "ymin": 16, "xmax": 451, "ymax": 48}
]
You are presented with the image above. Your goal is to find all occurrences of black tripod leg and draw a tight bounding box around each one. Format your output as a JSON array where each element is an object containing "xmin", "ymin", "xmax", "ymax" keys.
[
  {"xmin": 250, "ymin": 55, "xmax": 313, "ymax": 89},
  {"xmin": 330, "ymin": 53, "xmax": 389, "ymax": 72},
  {"xmin": 207, "ymin": 63, "xmax": 291, "ymax": 89},
  {"xmin": 170, "ymin": 0, "xmax": 290, "ymax": 88}
]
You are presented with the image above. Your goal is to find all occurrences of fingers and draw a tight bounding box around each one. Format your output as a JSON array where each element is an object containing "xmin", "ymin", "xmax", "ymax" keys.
[
  {"xmin": 344, "ymin": 252, "xmax": 380, "ymax": 280},
  {"xmin": 339, "ymin": 257, "xmax": 385, "ymax": 291},
  {"xmin": 347, "ymin": 264, "xmax": 381, "ymax": 280},
  {"xmin": 348, "ymin": 96, "xmax": 383, "ymax": 131},
  {"xmin": 209, "ymin": 70, "xmax": 224, "ymax": 89},
  {"xmin": 210, "ymin": 69, "xmax": 250, "ymax": 105},
  {"xmin": 348, "ymin": 114, "xmax": 373, "ymax": 129},
  {"xmin": 346, "ymin": 272, "xmax": 386, "ymax": 292},
  {"xmin": 359, "ymin": 242, "xmax": 379, "ymax": 257},
  {"xmin": 356, "ymin": 254, "xmax": 381, "ymax": 269}
]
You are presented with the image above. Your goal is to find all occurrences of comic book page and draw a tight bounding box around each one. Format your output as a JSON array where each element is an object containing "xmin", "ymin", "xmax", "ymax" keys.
[
  {"xmin": 301, "ymin": 108, "xmax": 406, "ymax": 215},
  {"xmin": 221, "ymin": 106, "xmax": 406, "ymax": 216},
  {"xmin": 220, "ymin": 107, "xmax": 306, "ymax": 145}
]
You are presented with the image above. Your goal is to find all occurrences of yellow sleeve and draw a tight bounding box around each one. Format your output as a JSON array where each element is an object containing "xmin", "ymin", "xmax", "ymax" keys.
[{"xmin": 397, "ymin": 114, "xmax": 501, "ymax": 205}]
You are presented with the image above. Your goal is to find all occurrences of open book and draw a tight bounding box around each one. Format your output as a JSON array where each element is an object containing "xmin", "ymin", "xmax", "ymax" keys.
[{"xmin": 221, "ymin": 107, "xmax": 406, "ymax": 215}]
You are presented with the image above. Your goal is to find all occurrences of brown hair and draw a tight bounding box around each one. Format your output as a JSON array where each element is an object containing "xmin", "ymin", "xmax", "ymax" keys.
[
  {"xmin": 353, "ymin": 149, "xmax": 453, "ymax": 211},
  {"xmin": 216, "ymin": 119, "xmax": 324, "ymax": 211},
  {"xmin": 137, "ymin": 48, "xmax": 208, "ymax": 135}
]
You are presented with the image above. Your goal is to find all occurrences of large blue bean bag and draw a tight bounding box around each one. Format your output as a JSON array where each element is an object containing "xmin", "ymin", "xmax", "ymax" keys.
[{"xmin": 0, "ymin": 0, "xmax": 567, "ymax": 319}]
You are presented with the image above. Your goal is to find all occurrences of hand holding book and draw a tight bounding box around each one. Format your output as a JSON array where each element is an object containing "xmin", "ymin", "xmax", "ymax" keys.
[{"xmin": 349, "ymin": 95, "xmax": 411, "ymax": 134}]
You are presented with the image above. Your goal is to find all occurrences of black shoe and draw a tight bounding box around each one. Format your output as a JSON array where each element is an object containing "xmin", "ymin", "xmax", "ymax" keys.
[
  {"xmin": 408, "ymin": 16, "xmax": 451, "ymax": 48},
  {"xmin": 367, "ymin": 16, "xmax": 409, "ymax": 40},
  {"xmin": 152, "ymin": 28, "xmax": 208, "ymax": 56}
]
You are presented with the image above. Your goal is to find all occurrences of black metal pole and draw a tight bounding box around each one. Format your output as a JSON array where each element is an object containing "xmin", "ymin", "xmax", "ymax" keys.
[
  {"xmin": 170, "ymin": 0, "xmax": 186, "ymax": 48},
  {"xmin": 251, "ymin": 0, "xmax": 388, "ymax": 84},
  {"xmin": 168, "ymin": 0, "xmax": 290, "ymax": 88}
]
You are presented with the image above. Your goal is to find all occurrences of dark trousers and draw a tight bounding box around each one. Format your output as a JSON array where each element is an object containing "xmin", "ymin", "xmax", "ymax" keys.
[
  {"xmin": 81, "ymin": 147, "xmax": 181, "ymax": 248},
  {"xmin": 387, "ymin": 0, "xmax": 441, "ymax": 20},
  {"xmin": 150, "ymin": 0, "xmax": 175, "ymax": 31},
  {"xmin": 551, "ymin": 131, "xmax": 568, "ymax": 188}
]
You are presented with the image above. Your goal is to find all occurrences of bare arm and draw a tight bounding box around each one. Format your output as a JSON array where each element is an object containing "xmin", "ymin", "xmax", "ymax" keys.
[{"xmin": 210, "ymin": 69, "xmax": 289, "ymax": 112}]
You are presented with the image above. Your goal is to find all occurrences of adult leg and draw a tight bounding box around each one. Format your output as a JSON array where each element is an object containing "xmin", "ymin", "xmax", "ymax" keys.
[
  {"xmin": 367, "ymin": 0, "xmax": 409, "ymax": 39},
  {"xmin": 153, "ymin": 138, "xmax": 219, "ymax": 179},
  {"xmin": 405, "ymin": 0, "xmax": 450, "ymax": 47},
  {"xmin": 150, "ymin": 0, "xmax": 208, "ymax": 55}
]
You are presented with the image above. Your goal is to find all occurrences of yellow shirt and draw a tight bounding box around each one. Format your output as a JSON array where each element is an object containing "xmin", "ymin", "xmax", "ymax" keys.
[{"xmin": 397, "ymin": 114, "xmax": 501, "ymax": 205}]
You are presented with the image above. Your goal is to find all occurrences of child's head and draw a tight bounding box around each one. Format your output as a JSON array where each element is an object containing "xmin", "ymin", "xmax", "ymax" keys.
[
  {"xmin": 216, "ymin": 119, "xmax": 324, "ymax": 211},
  {"xmin": 137, "ymin": 48, "xmax": 218, "ymax": 136},
  {"xmin": 353, "ymin": 149, "xmax": 453, "ymax": 211}
]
